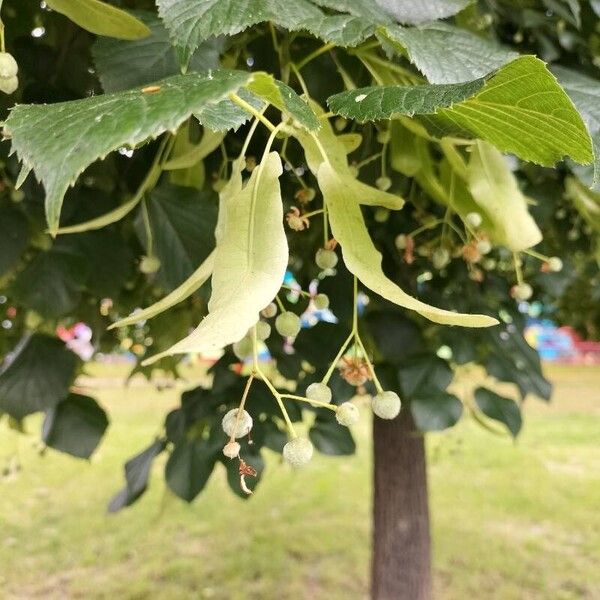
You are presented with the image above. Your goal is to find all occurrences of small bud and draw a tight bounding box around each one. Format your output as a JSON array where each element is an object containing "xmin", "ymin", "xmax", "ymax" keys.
[
  {"xmin": 212, "ymin": 179, "xmax": 227, "ymax": 192},
  {"xmin": 375, "ymin": 176, "xmax": 392, "ymax": 191},
  {"xmin": 547, "ymin": 257, "xmax": 563, "ymax": 272},
  {"xmin": 476, "ymin": 239, "xmax": 492, "ymax": 255},
  {"xmin": 334, "ymin": 117, "xmax": 348, "ymax": 132},
  {"xmin": 0, "ymin": 75, "xmax": 18, "ymax": 94},
  {"xmin": 371, "ymin": 391, "xmax": 401, "ymax": 420},
  {"xmin": 283, "ymin": 437, "xmax": 314, "ymax": 467},
  {"xmin": 376, "ymin": 130, "xmax": 391, "ymax": 144},
  {"xmin": 255, "ymin": 320, "xmax": 271, "ymax": 341},
  {"xmin": 374, "ymin": 207, "xmax": 390, "ymax": 223},
  {"xmin": 233, "ymin": 336, "xmax": 253, "ymax": 360},
  {"xmin": 245, "ymin": 156, "xmax": 256, "ymax": 172},
  {"xmin": 139, "ymin": 255, "xmax": 161, "ymax": 274},
  {"xmin": 313, "ymin": 293, "xmax": 329, "ymax": 310},
  {"xmin": 222, "ymin": 441, "xmax": 241, "ymax": 459},
  {"xmin": 465, "ymin": 212, "xmax": 482, "ymax": 228},
  {"xmin": 261, "ymin": 302, "xmax": 278, "ymax": 318},
  {"xmin": 395, "ymin": 234, "xmax": 408, "ymax": 250},
  {"xmin": 432, "ymin": 248, "xmax": 450, "ymax": 270},
  {"xmin": 306, "ymin": 382, "xmax": 332, "ymax": 404},
  {"xmin": 0, "ymin": 52, "xmax": 18, "ymax": 78},
  {"xmin": 275, "ymin": 311, "xmax": 301, "ymax": 338},
  {"xmin": 315, "ymin": 248, "xmax": 338, "ymax": 270},
  {"xmin": 511, "ymin": 283, "xmax": 533, "ymax": 301},
  {"xmin": 294, "ymin": 187, "xmax": 316, "ymax": 203},
  {"xmin": 336, "ymin": 402, "xmax": 360, "ymax": 426},
  {"xmin": 348, "ymin": 165, "xmax": 359, "ymax": 178},
  {"xmin": 222, "ymin": 408, "xmax": 253, "ymax": 439}
]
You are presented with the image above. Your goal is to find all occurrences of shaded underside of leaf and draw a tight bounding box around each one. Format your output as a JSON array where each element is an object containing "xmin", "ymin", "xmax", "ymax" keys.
[{"xmin": 375, "ymin": 0, "xmax": 472, "ymax": 24}]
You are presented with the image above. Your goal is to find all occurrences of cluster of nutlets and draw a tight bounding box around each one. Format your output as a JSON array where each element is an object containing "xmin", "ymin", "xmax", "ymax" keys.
[{"xmin": 221, "ymin": 381, "xmax": 401, "ymax": 469}]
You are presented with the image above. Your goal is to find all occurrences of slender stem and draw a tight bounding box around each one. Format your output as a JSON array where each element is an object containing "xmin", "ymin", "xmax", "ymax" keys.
[
  {"xmin": 282, "ymin": 284, "xmax": 311, "ymax": 298},
  {"xmin": 409, "ymin": 219, "xmax": 444, "ymax": 238},
  {"xmin": 229, "ymin": 93, "xmax": 276, "ymax": 132},
  {"xmin": 302, "ymin": 208, "xmax": 324, "ymax": 219},
  {"xmin": 230, "ymin": 374, "xmax": 255, "ymax": 442},
  {"xmin": 239, "ymin": 112, "xmax": 264, "ymax": 159},
  {"xmin": 380, "ymin": 142, "xmax": 388, "ymax": 177},
  {"xmin": 280, "ymin": 394, "xmax": 337, "ymax": 411},
  {"xmin": 296, "ymin": 42, "xmax": 335, "ymax": 70},
  {"xmin": 513, "ymin": 252, "xmax": 524, "ymax": 285},
  {"xmin": 524, "ymin": 248, "xmax": 550, "ymax": 262},
  {"xmin": 290, "ymin": 62, "xmax": 310, "ymax": 98},
  {"xmin": 275, "ymin": 294, "xmax": 286, "ymax": 312},
  {"xmin": 141, "ymin": 199, "xmax": 154, "ymax": 256},
  {"xmin": 355, "ymin": 153, "xmax": 383, "ymax": 170},
  {"xmin": 322, "ymin": 331, "xmax": 354, "ymax": 384},
  {"xmin": 352, "ymin": 276, "xmax": 358, "ymax": 333},
  {"xmin": 252, "ymin": 325, "xmax": 297, "ymax": 437},
  {"xmin": 355, "ymin": 334, "xmax": 384, "ymax": 394},
  {"xmin": 323, "ymin": 202, "xmax": 329, "ymax": 246}
]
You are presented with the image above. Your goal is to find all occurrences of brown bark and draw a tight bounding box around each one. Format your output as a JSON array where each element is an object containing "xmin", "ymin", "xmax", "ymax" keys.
[{"xmin": 371, "ymin": 407, "xmax": 432, "ymax": 600}]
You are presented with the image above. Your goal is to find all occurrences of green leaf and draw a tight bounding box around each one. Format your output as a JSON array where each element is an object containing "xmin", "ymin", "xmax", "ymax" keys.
[
  {"xmin": 467, "ymin": 140, "xmax": 542, "ymax": 251},
  {"xmin": 311, "ymin": 0, "xmax": 392, "ymax": 22},
  {"xmin": 143, "ymin": 154, "xmax": 288, "ymax": 364},
  {"xmin": 42, "ymin": 394, "xmax": 109, "ymax": 459},
  {"xmin": 327, "ymin": 77, "xmax": 485, "ymax": 122},
  {"xmin": 157, "ymin": 0, "xmax": 322, "ymax": 64},
  {"xmin": 0, "ymin": 334, "xmax": 77, "ymax": 420},
  {"xmin": 4, "ymin": 69, "xmax": 253, "ymax": 234},
  {"xmin": 300, "ymin": 14, "xmax": 377, "ymax": 47},
  {"xmin": 163, "ymin": 128, "xmax": 225, "ymax": 170},
  {"xmin": 375, "ymin": 0, "xmax": 472, "ymax": 24},
  {"xmin": 11, "ymin": 244, "xmax": 88, "ymax": 318},
  {"xmin": 165, "ymin": 438, "xmax": 218, "ymax": 502},
  {"xmin": 552, "ymin": 66, "xmax": 600, "ymax": 189},
  {"xmin": 474, "ymin": 387, "xmax": 522, "ymax": 438},
  {"xmin": 398, "ymin": 355, "xmax": 453, "ymax": 398},
  {"xmin": 411, "ymin": 392, "xmax": 463, "ymax": 431},
  {"xmin": 317, "ymin": 161, "xmax": 498, "ymax": 327},
  {"xmin": 45, "ymin": 0, "xmax": 151, "ymax": 40},
  {"xmin": 110, "ymin": 250, "xmax": 215, "ymax": 329},
  {"xmin": 0, "ymin": 205, "xmax": 28, "ymax": 276},
  {"xmin": 379, "ymin": 23, "xmax": 517, "ymax": 84},
  {"xmin": 309, "ymin": 415, "xmax": 356, "ymax": 455},
  {"xmin": 108, "ymin": 439, "xmax": 166, "ymax": 512},
  {"xmin": 246, "ymin": 73, "xmax": 320, "ymax": 131},
  {"xmin": 328, "ymin": 56, "xmax": 594, "ymax": 167},
  {"xmin": 138, "ymin": 185, "xmax": 218, "ymax": 291},
  {"xmin": 92, "ymin": 11, "xmax": 222, "ymax": 93}
]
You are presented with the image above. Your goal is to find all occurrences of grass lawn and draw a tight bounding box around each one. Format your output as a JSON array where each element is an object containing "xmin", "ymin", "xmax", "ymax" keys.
[{"xmin": 0, "ymin": 364, "xmax": 599, "ymax": 599}]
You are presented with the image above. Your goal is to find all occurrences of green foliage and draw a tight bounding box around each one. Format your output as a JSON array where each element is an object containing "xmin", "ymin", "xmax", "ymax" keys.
[
  {"xmin": 45, "ymin": 0, "xmax": 151, "ymax": 40},
  {"xmin": 42, "ymin": 393, "xmax": 109, "ymax": 459},
  {"xmin": 0, "ymin": 0, "xmax": 598, "ymax": 509},
  {"xmin": 0, "ymin": 335, "xmax": 78, "ymax": 420}
]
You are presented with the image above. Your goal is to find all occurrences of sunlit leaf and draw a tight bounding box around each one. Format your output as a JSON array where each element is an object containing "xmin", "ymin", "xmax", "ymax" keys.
[
  {"xmin": 143, "ymin": 154, "xmax": 288, "ymax": 364},
  {"xmin": 328, "ymin": 56, "xmax": 593, "ymax": 167},
  {"xmin": 46, "ymin": 0, "xmax": 151, "ymax": 40},
  {"xmin": 467, "ymin": 141, "xmax": 542, "ymax": 251},
  {"xmin": 375, "ymin": 0, "xmax": 471, "ymax": 24}
]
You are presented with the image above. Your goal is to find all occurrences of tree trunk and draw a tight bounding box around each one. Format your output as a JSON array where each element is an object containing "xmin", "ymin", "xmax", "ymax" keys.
[{"xmin": 371, "ymin": 407, "xmax": 432, "ymax": 600}]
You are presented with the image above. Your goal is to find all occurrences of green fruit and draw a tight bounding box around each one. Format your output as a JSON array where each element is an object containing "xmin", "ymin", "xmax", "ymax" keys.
[
  {"xmin": 371, "ymin": 391, "xmax": 401, "ymax": 420},
  {"xmin": 0, "ymin": 76, "xmax": 18, "ymax": 94},
  {"xmin": 547, "ymin": 257, "xmax": 563, "ymax": 272},
  {"xmin": 221, "ymin": 409, "xmax": 253, "ymax": 438},
  {"xmin": 395, "ymin": 234, "xmax": 408, "ymax": 250},
  {"xmin": 313, "ymin": 293, "xmax": 329, "ymax": 310},
  {"xmin": 255, "ymin": 320, "xmax": 271, "ymax": 341},
  {"xmin": 376, "ymin": 130, "xmax": 391, "ymax": 144},
  {"xmin": 283, "ymin": 437, "xmax": 313, "ymax": 467},
  {"xmin": 432, "ymin": 248, "xmax": 450, "ymax": 269},
  {"xmin": 511, "ymin": 283, "xmax": 533, "ymax": 301},
  {"xmin": 275, "ymin": 311, "xmax": 301, "ymax": 337},
  {"xmin": 139, "ymin": 255, "xmax": 161, "ymax": 274},
  {"xmin": 0, "ymin": 52, "xmax": 18, "ymax": 78},
  {"xmin": 315, "ymin": 248, "xmax": 338, "ymax": 270},
  {"xmin": 261, "ymin": 302, "xmax": 278, "ymax": 318},
  {"xmin": 336, "ymin": 402, "xmax": 359, "ymax": 426},
  {"xmin": 306, "ymin": 382, "xmax": 332, "ymax": 404},
  {"xmin": 375, "ymin": 176, "xmax": 392, "ymax": 191},
  {"xmin": 465, "ymin": 212, "xmax": 482, "ymax": 228},
  {"xmin": 233, "ymin": 336, "xmax": 253, "ymax": 360},
  {"xmin": 476, "ymin": 240, "xmax": 492, "ymax": 255}
]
